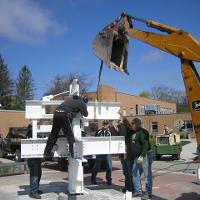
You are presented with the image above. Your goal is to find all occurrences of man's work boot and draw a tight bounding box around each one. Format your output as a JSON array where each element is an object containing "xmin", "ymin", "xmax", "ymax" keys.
[
  {"xmin": 37, "ymin": 190, "xmax": 43, "ymax": 195},
  {"xmin": 121, "ymin": 187, "xmax": 126, "ymax": 193},
  {"xmin": 91, "ymin": 172, "xmax": 97, "ymax": 184},
  {"xmin": 132, "ymin": 192, "xmax": 143, "ymax": 198},
  {"xmin": 30, "ymin": 193, "xmax": 41, "ymax": 199},
  {"xmin": 142, "ymin": 192, "xmax": 152, "ymax": 200},
  {"xmin": 106, "ymin": 177, "xmax": 112, "ymax": 185},
  {"xmin": 91, "ymin": 178, "xmax": 97, "ymax": 184},
  {"xmin": 107, "ymin": 179, "xmax": 112, "ymax": 185}
]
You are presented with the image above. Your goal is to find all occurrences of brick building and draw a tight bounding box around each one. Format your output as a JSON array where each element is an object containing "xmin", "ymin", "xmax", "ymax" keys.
[
  {"xmin": 86, "ymin": 85, "xmax": 194, "ymax": 137},
  {"xmin": 0, "ymin": 110, "xmax": 29, "ymax": 137},
  {"xmin": 0, "ymin": 84, "xmax": 194, "ymax": 138}
]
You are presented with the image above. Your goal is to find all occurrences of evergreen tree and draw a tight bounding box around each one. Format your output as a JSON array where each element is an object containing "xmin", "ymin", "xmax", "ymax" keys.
[
  {"xmin": 0, "ymin": 54, "xmax": 13, "ymax": 109},
  {"xmin": 15, "ymin": 65, "xmax": 35, "ymax": 110}
]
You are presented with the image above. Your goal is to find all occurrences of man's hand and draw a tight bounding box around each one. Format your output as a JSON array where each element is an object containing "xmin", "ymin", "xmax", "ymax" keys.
[
  {"xmin": 136, "ymin": 156, "xmax": 144, "ymax": 164},
  {"xmin": 118, "ymin": 110, "xmax": 122, "ymax": 116}
]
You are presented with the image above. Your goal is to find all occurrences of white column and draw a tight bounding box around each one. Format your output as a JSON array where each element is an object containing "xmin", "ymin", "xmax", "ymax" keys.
[
  {"xmin": 68, "ymin": 158, "xmax": 84, "ymax": 194},
  {"xmin": 32, "ymin": 120, "xmax": 38, "ymax": 139},
  {"xmin": 72, "ymin": 113, "xmax": 82, "ymax": 140},
  {"xmin": 197, "ymin": 165, "xmax": 200, "ymax": 184},
  {"xmin": 68, "ymin": 114, "xmax": 85, "ymax": 194}
]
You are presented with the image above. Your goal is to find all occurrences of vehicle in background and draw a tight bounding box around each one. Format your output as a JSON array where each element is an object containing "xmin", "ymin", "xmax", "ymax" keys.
[
  {"xmin": 151, "ymin": 133, "xmax": 182, "ymax": 160},
  {"xmin": 0, "ymin": 133, "xmax": 6, "ymax": 158},
  {"xmin": 0, "ymin": 127, "xmax": 27, "ymax": 161}
]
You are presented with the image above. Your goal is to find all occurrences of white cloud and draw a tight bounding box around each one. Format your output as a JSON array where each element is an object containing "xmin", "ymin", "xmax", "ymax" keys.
[
  {"xmin": 141, "ymin": 50, "xmax": 164, "ymax": 63},
  {"xmin": 0, "ymin": 0, "xmax": 66, "ymax": 44}
]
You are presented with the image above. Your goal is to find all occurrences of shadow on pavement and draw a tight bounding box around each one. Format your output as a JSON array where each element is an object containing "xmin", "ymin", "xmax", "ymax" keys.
[
  {"xmin": 151, "ymin": 195, "xmax": 168, "ymax": 200},
  {"xmin": 175, "ymin": 192, "xmax": 200, "ymax": 200},
  {"xmin": 155, "ymin": 155, "xmax": 175, "ymax": 161},
  {"xmin": 18, "ymin": 181, "xmax": 68, "ymax": 196},
  {"xmin": 85, "ymin": 182, "xmax": 122, "ymax": 191}
]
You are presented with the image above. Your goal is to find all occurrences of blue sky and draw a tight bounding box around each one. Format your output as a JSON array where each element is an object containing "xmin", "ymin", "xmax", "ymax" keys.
[{"xmin": 0, "ymin": 0, "xmax": 200, "ymax": 99}]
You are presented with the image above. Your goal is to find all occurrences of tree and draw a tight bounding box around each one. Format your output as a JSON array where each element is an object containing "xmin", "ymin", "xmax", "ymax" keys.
[
  {"xmin": 44, "ymin": 72, "xmax": 91, "ymax": 96},
  {"xmin": 151, "ymin": 85, "xmax": 171, "ymax": 102},
  {"xmin": 150, "ymin": 84, "xmax": 188, "ymax": 113},
  {"xmin": 139, "ymin": 90, "xmax": 150, "ymax": 98},
  {"xmin": 0, "ymin": 54, "xmax": 13, "ymax": 109},
  {"xmin": 151, "ymin": 85, "xmax": 187, "ymax": 104},
  {"xmin": 14, "ymin": 65, "xmax": 35, "ymax": 110}
]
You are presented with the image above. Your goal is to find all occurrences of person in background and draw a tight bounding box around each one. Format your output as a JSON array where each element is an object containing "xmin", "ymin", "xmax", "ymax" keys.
[
  {"xmin": 163, "ymin": 125, "xmax": 172, "ymax": 135},
  {"xmin": 116, "ymin": 119, "xmax": 134, "ymax": 193},
  {"xmin": 43, "ymin": 95, "xmax": 88, "ymax": 159},
  {"xmin": 26, "ymin": 124, "xmax": 43, "ymax": 199},
  {"xmin": 7, "ymin": 128, "xmax": 15, "ymax": 138},
  {"xmin": 91, "ymin": 120, "xmax": 112, "ymax": 185}
]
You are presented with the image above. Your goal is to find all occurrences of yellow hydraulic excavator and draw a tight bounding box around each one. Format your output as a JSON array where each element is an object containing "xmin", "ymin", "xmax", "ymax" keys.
[{"xmin": 92, "ymin": 12, "xmax": 200, "ymax": 148}]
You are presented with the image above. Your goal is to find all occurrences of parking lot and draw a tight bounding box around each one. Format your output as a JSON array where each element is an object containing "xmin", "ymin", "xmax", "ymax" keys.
[{"xmin": 0, "ymin": 139, "xmax": 200, "ymax": 200}]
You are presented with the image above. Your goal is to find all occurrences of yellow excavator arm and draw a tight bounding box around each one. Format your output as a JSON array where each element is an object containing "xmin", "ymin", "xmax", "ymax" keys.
[{"xmin": 93, "ymin": 13, "xmax": 200, "ymax": 147}]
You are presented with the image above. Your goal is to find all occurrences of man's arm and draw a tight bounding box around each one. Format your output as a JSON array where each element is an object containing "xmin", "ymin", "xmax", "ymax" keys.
[
  {"xmin": 79, "ymin": 101, "xmax": 88, "ymax": 117},
  {"xmin": 142, "ymin": 128, "xmax": 151, "ymax": 151},
  {"xmin": 140, "ymin": 131, "xmax": 149, "ymax": 157},
  {"xmin": 117, "ymin": 124, "xmax": 127, "ymax": 137},
  {"xmin": 118, "ymin": 110, "xmax": 132, "ymax": 131}
]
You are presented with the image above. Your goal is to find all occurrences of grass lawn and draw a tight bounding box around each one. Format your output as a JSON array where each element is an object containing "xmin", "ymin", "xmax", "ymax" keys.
[{"xmin": 180, "ymin": 140, "xmax": 191, "ymax": 146}]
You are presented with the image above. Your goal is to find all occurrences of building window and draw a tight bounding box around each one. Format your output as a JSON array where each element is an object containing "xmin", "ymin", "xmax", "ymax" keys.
[
  {"xmin": 151, "ymin": 122, "xmax": 158, "ymax": 133},
  {"xmin": 160, "ymin": 108, "xmax": 174, "ymax": 114},
  {"xmin": 139, "ymin": 105, "xmax": 145, "ymax": 115},
  {"xmin": 179, "ymin": 120, "xmax": 193, "ymax": 132}
]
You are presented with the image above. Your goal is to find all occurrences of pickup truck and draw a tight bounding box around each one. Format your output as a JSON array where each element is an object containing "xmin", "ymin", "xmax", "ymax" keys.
[{"xmin": 0, "ymin": 127, "xmax": 27, "ymax": 161}]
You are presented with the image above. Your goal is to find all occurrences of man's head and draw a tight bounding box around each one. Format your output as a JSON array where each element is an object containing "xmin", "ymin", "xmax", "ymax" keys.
[
  {"xmin": 82, "ymin": 95, "xmax": 88, "ymax": 103},
  {"xmin": 102, "ymin": 120, "xmax": 109, "ymax": 128},
  {"xmin": 131, "ymin": 118, "xmax": 142, "ymax": 130}
]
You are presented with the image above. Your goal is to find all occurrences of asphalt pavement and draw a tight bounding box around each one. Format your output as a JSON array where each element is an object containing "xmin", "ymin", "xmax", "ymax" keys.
[{"xmin": 0, "ymin": 139, "xmax": 200, "ymax": 200}]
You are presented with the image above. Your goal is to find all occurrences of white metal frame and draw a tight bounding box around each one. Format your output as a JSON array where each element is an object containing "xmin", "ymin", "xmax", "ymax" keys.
[{"xmin": 21, "ymin": 99, "xmax": 125, "ymax": 194}]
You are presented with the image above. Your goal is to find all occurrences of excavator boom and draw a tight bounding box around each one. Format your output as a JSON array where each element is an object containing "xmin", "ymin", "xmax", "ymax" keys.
[{"xmin": 93, "ymin": 13, "xmax": 200, "ymax": 147}]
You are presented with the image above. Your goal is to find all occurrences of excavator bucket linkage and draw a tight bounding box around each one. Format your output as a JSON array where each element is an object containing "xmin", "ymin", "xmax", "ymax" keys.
[{"xmin": 93, "ymin": 25, "xmax": 129, "ymax": 74}]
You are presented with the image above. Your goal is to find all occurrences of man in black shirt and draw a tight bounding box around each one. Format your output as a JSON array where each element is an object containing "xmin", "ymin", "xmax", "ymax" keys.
[
  {"xmin": 43, "ymin": 95, "xmax": 88, "ymax": 158},
  {"xmin": 26, "ymin": 124, "xmax": 43, "ymax": 199},
  {"xmin": 91, "ymin": 120, "xmax": 112, "ymax": 185}
]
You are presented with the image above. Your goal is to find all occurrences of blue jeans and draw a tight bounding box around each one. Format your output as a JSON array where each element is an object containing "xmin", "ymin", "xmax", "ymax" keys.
[
  {"xmin": 121, "ymin": 158, "xmax": 134, "ymax": 191},
  {"xmin": 92, "ymin": 154, "xmax": 112, "ymax": 182},
  {"xmin": 27, "ymin": 158, "xmax": 42, "ymax": 195},
  {"xmin": 132, "ymin": 151, "xmax": 153, "ymax": 194},
  {"xmin": 146, "ymin": 151, "xmax": 153, "ymax": 194}
]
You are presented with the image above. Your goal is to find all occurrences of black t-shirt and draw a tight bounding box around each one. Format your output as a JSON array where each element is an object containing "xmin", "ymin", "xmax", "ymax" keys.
[{"xmin": 57, "ymin": 96, "xmax": 88, "ymax": 117}]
